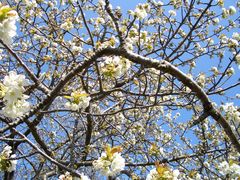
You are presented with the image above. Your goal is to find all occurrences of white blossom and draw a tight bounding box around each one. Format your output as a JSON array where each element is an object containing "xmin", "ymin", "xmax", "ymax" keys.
[
  {"xmin": 93, "ymin": 145, "xmax": 125, "ymax": 177},
  {"xmin": 220, "ymin": 102, "xmax": 240, "ymax": 123},
  {"xmin": 2, "ymin": 97, "xmax": 30, "ymax": 118},
  {"xmin": 59, "ymin": 172, "xmax": 72, "ymax": 180},
  {"xmin": 219, "ymin": 160, "xmax": 240, "ymax": 179},
  {"xmin": 232, "ymin": 32, "xmax": 240, "ymax": 41},
  {"xmin": 60, "ymin": 0, "xmax": 77, "ymax": 6},
  {"xmin": 146, "ymin": 168, "xmax": 159, "ymax": 180},
  {"xmin": 64, "ymin": 90, "xmax": 91, "ymax": 111},
  {"xmin": 146, "ymin": 165, "xmax": 180, "ymax": 180},
  {"xmin": 229, "ymin": 6, "xmax": 237, "ymax": 15},
  {"xmin": 134, "ymin": 3, "xmax": 150, "ymax": 19},
  {"xmin": 0, "ymin": 146, "xmax": 17, "ymax": 172},
  {"xmin": 235, "ymin": 54, "xmax": 240, "ymax": 68},
  {"xmin": 59, "ymin": 172, "xmax": 90, "ymax": 180},
  {"xmin": 212, "ymin": 18, "xmax": 220, "ymax": 25},
  {"xmin": 0, "ymin": 71, "xmax": 31, "ymax": 118},
  {"xmin": 197, "ymin": 73, "xmax": 206, "ymax": 87},
  {"xmin": 100, "ymin": 56, "xmax": 131, "ymax": 78},
  {"xmin": 0, "ymin": 3, "xmax": 18, "ymax": 46},
  {"xmin": 60, "ymin": 18, "xmax": 74, "ymax": 31},
  {"xmin": 226, "ymin": 67, "xmax": 235, "ymax": 76},
  {"xmin": 79, "ymin": 173, "xmax": 91, "ymax": 180},
  {"xmin": 228, "ymin": 38, "xmax": 239, "ymax": 48},
  {"xmin": 211, "ymin": 67, "xmax": 219, "ymax": 76},
  {"xmin": 222, "ymin": 8, "xmax": 229, "ymax": 19},
  {"xmin": 169, "ymin": 10, "xmax": 177, "ymax": 16}
]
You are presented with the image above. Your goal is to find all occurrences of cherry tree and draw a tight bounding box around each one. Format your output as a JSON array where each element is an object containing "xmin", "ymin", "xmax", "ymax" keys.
[{"xmin": 0, "ymin": 0, "xmax": 240, "ymax": 179}]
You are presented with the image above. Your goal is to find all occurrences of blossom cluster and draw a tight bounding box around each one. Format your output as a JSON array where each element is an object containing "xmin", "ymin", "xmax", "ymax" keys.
[
  {"xmin": 95, "ymin": 36, "xmax": 118, "ymax": 49},
  {"xmin": 134, "ymin": 3, "xmax": 150, "ymax": 19},
  {"xmin": 0, "ymin": 71, "xmax": 30, "ymax": 118},
  {"xmin": 0, "ymin": 145, "xmax": 17, "ymax": 172},
  {"xmin": 125, "ymin": 28, "xmax": 154, "ymax": 51},
  {"xmin": 222, "ymin": 6, "xmax": 237, "ymax": 19},
  {"xmin": 60, "ymin": 0, "xmax": 77, "ymax": 6},
  {"xmin": 220, "ymin": 102, "xmax": 240, "ymax": 123},
  {"xmin": 60, "ymin": 18, "xmax": 74, "ymax": 31},
  {"xmin": 218, "ymin": 160, "xmax": 240, "ymax": 179},
  {"xmin": 64, "ymin": 89, "xmax": 91, "ymax": 111},
  {"xmin": 197, "ymin": 73, "xmax": 206, "ymax": 87},
  {"xmin": 0, "ymin": 3, "xmax": 18, "ymax": 46},
  {"xmin": 100, "ymin": 56, "xmax": 131, "ymax": 79},
  {"xmin": 235, "ymin": 53, "xmax": 240, "ymax": 69},
  {"xmin": 146, "ymin": 162, "xmax": 179, "ymax": 180},
  {"xmin": 59, "ymin": 171, "xmax": 90, "ymax": 180},
  {"xmin": 93, "ymin": 145, "xmax": 125, "ymax": 177},
  {"xmin": 131, "ymin": 3, "xmax": 150, "ymax": 20}
]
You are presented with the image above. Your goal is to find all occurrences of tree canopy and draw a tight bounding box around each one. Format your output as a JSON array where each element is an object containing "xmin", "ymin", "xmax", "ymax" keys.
[{"xmin": 0, "ymin": 0, "xmax": 240, "ymax": 179}]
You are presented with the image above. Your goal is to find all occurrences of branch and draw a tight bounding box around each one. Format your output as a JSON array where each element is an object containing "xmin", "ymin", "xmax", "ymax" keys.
[
  {"xmin": 105, "ymin": 0, "xmax": 124, "ymax": 45},
  {"xmin": 0, "ymin": 39, "xmax": 50, "ymax": 95},
  {"xmin": 12, "ymin": 128, "xmax": 82, "ymax": 178}
]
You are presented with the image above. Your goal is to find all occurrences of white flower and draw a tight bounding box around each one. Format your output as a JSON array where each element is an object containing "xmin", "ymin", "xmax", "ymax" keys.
[
  {"xmin": 7, "ymin": 154, "xmax": 17, "ymax": 172},
  {"xmin": 93, "ymin": 152, "xmax": 125, "ymax": 176},
  {"xmin": 109, "ymin": 153, "xmax": 125, "ymax": 176},
  {"xmin": 95, "ymin": 17, "xmax": 105, "ymax": 26},
  {"xmin": 72, "ymin": 45, "xmax": 82, "ymax": 54},
  {"xmin": 232, "ymin": 32, "xmax": 240, "ymax": 41},
  {"xmin": 60, "ymin": 18, "xmax": 74, "ymax": 31},
  {"xmin": 58, "ymin": 175, "xmax": 65, "ymax": 180},
  {"xmin": 228, "ymin": 39, "xmax": 239, "ymax": 48},
  {"xmin": 79, "ymin": 173, "xmax": 90, "ymax": 180},
  {"xmin": 0, "ymin": 146, "xmax": 17, "ymax": 172},
  {"xmin": 217, "ymin": 0, "xmax": 224, "ymax": 7},
  {"xmin": 226, "ymin": 67, "xmax": 234, "ymax": 76},
  {"xmin": 3, "ymin": 87, "xmax": 22, "ymax": 105},
  {"xmin": 2, "ymin": 97, "xmax": 30, "ymax": 118},
  {"xmin": 1, "ymin": 71, "xmax": 29, "ymax": 104},
  {"xmin": 100, "ymin": 56, "xmax": 131, "ymax": 78},
  {"xmin": 98, "ymin": 0, "xmax": 105, "ymax": 6},
  {"xmin": 220, "ymin": 102, "xmax": 240, "ymax": 122},
  {"xmin": 59, "ymin": 172, "xmax": 90, "ymax": 180},
  {"xmin": 195, "ymin": 173, "xmax": 202, "ymax": 180},
  {"xmin": 0, "ymin": 71, "xmax": 31, "ymax": 118},
  {"xmin": 125, "ymin": 38, "xmax": 134, "ymax": 51},
  {"xmin": 169, "ymin": 10, "xmax": 177, "ymax": 16},
  {"xmin": 220, "ymin": 35, "xmax": 228, "ymax": 44},
  {"xmin": 3, "ymin": 71, "xmax": 29, "ymax": 88},
  {"xmin": 206, "ymin": 38, "xmax": 214, "ymax": 45},
  {"xmin": 64, "ymin": 90, "xmax": 91, "ymax": 111},
  {"xmin": 0, "ymin": 4, "xmax": 18, "ymax": 46},
  {"xmin": 210, "ymin": 67, "xmax": 218, "ymax": 76},
  {"xmin": 61, "ymin": 0, "xmax": 77, "ymax": 5},
  {"xmin": 134, "ymin": 3, "xmax": 150, "ymax": 20},
  {"xmin": 229, "ymin": 163, "xmax": 240, "ymax": 177},
  {"xmin": 59, "ymin": 172, "xmax": 72, "ymax": 180},
  {"xmin": 197, "ymin": 73, "xmax": 206, "ymax": 87},
  {"xmin": 235, "ymin": 54, "xmax": 240, "ymax": 65},
  {"xmin": 93, "ymin": 145, "xmax": 125, "ymax": 177},
  {"xmin": 219, "ymin": 160, "xmax": 240, "ymax": 178},
  {"xmin": 212, "ymin": 18, "xmax": 220, "ymax": 25},
  {"xmin": 222, "ymin": 8, "xmax": 229, "ymax": 19},
  {"xmin": 153, "ymin": 1, "xmax": 164, "ymax": 6},
  {"xmin": 229, "ymin": 6, "xmax": 237, "ymax": 15},
  {"xmin": 172, "ymin": 170, "xmax": 180, "ymax": 180},
  {"xmin": 146, "ymin": 164, "xmax": 179, "ymax": 180},
  {"xmin": 146, "ymin": 168, "xmax": 158, "ymax": 180},
  {"xmin": 18, "ymin": 0, "xmax": 37, "ymax": 7},
  {"xmin": 135, "ymin": 8, "xmax": 147, "ymax": 19}
]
